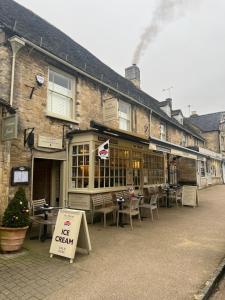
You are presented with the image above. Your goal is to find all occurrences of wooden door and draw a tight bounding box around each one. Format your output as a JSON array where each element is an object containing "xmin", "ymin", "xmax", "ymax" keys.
[{"xmin": 33, "ymin": 159, "xmax": 52, "ymax": 204}]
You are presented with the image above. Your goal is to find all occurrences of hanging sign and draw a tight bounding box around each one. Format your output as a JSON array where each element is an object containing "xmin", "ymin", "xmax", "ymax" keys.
[
  {"xmin": 98, "ymin": 140, "xmax": 109, "ymax": 159},
  {"xmin": 50, "ymin": 209, "xmax": 91, "ymax": 263},
  {"xmin": 2, "ymin": 114, "xmax": 18, "ymax": 141}
]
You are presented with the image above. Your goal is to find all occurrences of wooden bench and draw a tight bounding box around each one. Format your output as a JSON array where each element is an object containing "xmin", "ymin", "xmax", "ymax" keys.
[{"xmin": 91, "ymin": 193, "xmax": 117, "ymax": 227}]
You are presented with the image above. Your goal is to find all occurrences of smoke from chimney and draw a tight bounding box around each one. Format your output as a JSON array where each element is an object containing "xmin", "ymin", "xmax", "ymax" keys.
[{"xmin": 132, "ymin": 0, "xmax": 190, "ymax": 65}]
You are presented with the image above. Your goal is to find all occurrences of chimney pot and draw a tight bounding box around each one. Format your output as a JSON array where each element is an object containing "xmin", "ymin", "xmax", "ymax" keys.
[{"xmin": 125, "ymin": 64, "xmax": 140, "ymax": 88}]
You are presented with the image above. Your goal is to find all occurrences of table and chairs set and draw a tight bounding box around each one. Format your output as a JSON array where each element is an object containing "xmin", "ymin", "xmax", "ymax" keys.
[
  {"xmin": 29, "ymin": 184, "xmax": 183, "ymax": 239},
  {"xmin": 29, "ymin": 199, "xmax": 60, "ymax": 242},
  {"xmin": 91, "ymin": 184, "xmax": 183, "ymax": 230}
]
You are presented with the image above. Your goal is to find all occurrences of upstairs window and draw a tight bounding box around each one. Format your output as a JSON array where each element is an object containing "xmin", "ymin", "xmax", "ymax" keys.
[
  {"xmin": 119, "ymin": 100, "xmax": 131, "ymax": 131},
  {"xmin": 160, "ymin": 123, "xmax": 167, "ymax": 141},
  {"xmin": 181, "ymin": 133, "xmax": 187, "ymax": 147},
  {"xmin": 48, "ymin": 69, "xmax": 73, "ymax": 119}
]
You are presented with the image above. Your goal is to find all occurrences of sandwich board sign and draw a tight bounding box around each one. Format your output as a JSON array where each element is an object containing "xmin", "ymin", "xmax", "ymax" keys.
[
  {"xmin": 50, "ymin": 209, "xmax": 91, "ymax": 263},
  {"xmin": 182, "ymin": 186, "xmax": 199, "ymax": 207}
]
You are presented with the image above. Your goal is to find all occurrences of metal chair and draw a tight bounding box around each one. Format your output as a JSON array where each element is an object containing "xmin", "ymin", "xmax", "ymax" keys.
[
  {"xmin": 139, "ymin": 194, "xmax": 159, "ymax": 222},
  {"xmin": 117, "ymin": 197, "xmax": 141, "ymax": 230},
  {"xmin": 29, "ymin": 199, "xmax": 57, "ymax": 240}
]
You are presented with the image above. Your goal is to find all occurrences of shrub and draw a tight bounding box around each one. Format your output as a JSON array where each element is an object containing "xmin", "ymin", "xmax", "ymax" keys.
[{"xmin": 2, "ymin": 187, "xmax": 30, "ymax": 228}]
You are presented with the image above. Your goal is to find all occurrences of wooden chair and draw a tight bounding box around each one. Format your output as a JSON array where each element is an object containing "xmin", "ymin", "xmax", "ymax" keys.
[
  {"xmin": 139, "ymin": 194, "xmax": 159, "ymax": 222},
  {"xmin": 117, "ymin": 197, "xmax": 141, "ymax": 230},
  {"xmin": 91, "ymin": 194, "xmax": 116, "ymax": 227}
]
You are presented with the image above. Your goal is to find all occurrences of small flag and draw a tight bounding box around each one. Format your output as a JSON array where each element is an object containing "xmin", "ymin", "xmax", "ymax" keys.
[{"xmin": 98, "ymin": 140, "xmax": 109, "ymax": 159}]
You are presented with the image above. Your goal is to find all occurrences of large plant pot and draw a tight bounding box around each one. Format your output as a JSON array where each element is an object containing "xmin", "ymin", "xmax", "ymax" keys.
[{"xmin": 0, "ymin": 226, "xmax": 28, "ymax": 252}]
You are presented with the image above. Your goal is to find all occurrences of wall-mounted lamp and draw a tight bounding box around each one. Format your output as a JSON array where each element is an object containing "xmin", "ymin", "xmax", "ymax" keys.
[{"xmin": 24, "ymin": 128, "xmax": 35, "ymax": 149}]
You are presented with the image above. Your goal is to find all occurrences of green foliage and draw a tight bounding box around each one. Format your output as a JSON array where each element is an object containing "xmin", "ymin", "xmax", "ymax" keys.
[{"xmin": 2, "ymin": 187, "xmax": 30, "ymax": 228}]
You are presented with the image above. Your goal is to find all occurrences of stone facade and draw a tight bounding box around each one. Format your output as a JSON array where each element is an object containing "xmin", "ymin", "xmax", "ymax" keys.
[{"xmin": 0, "ymin": 29, "xmax": 220, "ymax": 217}]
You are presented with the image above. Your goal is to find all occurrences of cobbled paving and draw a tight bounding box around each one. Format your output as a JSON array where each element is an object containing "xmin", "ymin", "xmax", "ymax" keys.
[{"xmin": 0, "ymin": 249, "xmax": 77, "ymax": 300}]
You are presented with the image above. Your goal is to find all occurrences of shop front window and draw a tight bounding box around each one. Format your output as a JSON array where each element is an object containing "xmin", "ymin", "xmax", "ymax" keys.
[
  {"xmin": 94, "ymin": 145, "xmax": 130, "ymax": 188},
  {"xmin": 143, "ymin": 153, "xmax": 164, "ymax": 184},
  {"xmin": 200, "ymin": 161, "xmax": 205, "ymax": 177},
  {"xmin": 71, "ymin": 144, "xmax": 89, "ymax": 188}
]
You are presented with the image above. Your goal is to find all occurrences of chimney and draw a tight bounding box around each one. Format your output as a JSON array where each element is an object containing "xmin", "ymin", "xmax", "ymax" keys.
[
  {"xmin": 125, "ymin": 64, "xmax": 140, "ymax": 88},
  {"xmin": 191, "ymin": 111, "xmax": 198, "ymax": 117}
]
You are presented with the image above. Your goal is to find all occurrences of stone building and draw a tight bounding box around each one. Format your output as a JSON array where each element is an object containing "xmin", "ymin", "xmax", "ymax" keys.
[
  {"xmin": 188, "ymin": 112, "xmax": 225, "ymax": 185},
  {"xmin": 0, "ymin": 0, "xmax": 223, "ymax": 215}
]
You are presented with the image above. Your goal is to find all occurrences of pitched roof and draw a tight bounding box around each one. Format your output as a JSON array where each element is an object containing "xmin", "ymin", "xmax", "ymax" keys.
[
  {"xmin": 0, "ymin": 0, "xmax": 204, "ymax": 140},
  {"xmin": 188, "ymin": 112, "xmax": 225, "ymax": 132}
]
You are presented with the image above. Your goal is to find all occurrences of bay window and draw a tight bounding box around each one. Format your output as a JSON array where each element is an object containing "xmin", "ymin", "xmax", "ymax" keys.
[{"xmin": 48, "ymin": 69, "xmax": 73, "ymax": 119}]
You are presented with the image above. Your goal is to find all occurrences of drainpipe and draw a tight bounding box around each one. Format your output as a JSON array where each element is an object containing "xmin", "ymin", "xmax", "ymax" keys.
[{"xmin": 8, "ymin": 36, "xmax": 25, "ymax": 106}]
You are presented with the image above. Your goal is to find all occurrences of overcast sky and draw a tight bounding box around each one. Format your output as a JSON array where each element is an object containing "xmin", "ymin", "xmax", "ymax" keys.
[{"xmin": 15, "ymin": 0, "xmax": 225, "ymax": 116}]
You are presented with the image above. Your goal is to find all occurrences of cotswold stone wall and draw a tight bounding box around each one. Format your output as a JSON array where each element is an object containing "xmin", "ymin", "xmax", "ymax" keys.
[
  {"xmin": 203, "ymin": 131, "xmax": 220, "ymax": 153},
  {"xmin": 0, "ymin": 139, "xmax": 10, "ymax": 220}
]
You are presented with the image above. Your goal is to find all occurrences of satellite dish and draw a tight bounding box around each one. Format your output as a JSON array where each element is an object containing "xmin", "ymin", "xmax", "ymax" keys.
[{"xmin": 36, "ymin": 75, "xmax": 45, "ymax": 86}]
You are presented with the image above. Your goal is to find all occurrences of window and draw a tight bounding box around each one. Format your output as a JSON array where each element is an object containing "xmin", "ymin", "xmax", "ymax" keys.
[
  {"xmin": 160, "ymin": 123, "xmax": 167, "ymax": 141},
  {"xmin": 94, "ymin": 145, "xmax": 130, "ymax": 188},
  {"xmin": 143, "ymin": 153, "xmax": 164, "ymax": 184},
  {"xmin": 119, "ymin": 100, "xmax": 131, "ymax": 131},
  {"xmin": 200, "ymin": 161, "xmax": 205, "ymax": 177},
  {"xmin": 181, "ymin": 134, "xmax": 187, "ymax": 147},
  {"xmin": 71, "ymin": 144, "xmax": 89, "ymax": 188},
  {"xmin": 48, "ymin": 69, "xmax": 73, "ymax": 119}
]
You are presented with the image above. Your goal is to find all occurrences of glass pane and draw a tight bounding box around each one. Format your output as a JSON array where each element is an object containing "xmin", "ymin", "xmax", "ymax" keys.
[
  {"xmin": 84, "ymin": 144, "xmax": 89, "ymax": 153},
  {"xmin": 73, "ymin": 146, "xmax": 77, "ymax": 155},
  {"xmin": 84, "ymin": 178, "xmax": 89, "ymax": 188},
  {"xmin": 78, "ymin": 145, "xmax": 83, "ymax": 154}
]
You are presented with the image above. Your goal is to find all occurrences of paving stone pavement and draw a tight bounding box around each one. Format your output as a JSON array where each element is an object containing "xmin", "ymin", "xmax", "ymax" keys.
[
  {"xmin": 1, "ymin": 185, "xmax": 225, "ymax": 300},
  {"xmin": 0, "ymin": 248, "xmax": 78, "ymax": 300}
]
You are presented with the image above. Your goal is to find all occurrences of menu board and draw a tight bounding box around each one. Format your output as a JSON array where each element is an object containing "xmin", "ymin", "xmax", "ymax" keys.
[
  {"xmin": 50, "ymin": 209, "xmax": 91, "ymax": 263},
  {"xmin": 182, "ymin": 186, "xmax": 198, "ymax": 207},
  {"xmin": 11, "ymin": 166, "xmax": 30, "ymax": 185}
]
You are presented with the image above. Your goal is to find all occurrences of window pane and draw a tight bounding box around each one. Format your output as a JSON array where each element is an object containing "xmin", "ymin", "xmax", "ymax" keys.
[{"xmin": 49, "ymin": 92, "xmax": 72, "ymax": 118}]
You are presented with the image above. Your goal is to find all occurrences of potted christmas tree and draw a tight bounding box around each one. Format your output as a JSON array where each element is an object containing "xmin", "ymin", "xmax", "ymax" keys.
[{"xmin": 0, "ymin": 187, "xmax": 30, "ymax": 252}]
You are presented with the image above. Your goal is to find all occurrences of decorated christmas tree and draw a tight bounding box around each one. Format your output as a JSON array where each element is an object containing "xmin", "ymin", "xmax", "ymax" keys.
[{"xmin": 2, "ymin": 187, "xmax": 30, "ymax": 228}]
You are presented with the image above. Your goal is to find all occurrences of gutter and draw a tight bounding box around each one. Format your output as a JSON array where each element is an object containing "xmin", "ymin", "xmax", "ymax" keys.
[
  {"xmin": 11, "ymin": 35, "xmax": 203, "ymax": 140},
  {"xmin": 8, "ymin": 36, "xmax": 25, "ymax": 106}
]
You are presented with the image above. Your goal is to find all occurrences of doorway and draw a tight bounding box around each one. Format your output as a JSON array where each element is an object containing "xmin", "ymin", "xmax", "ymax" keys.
[{"xmin": 33, "ymin": 158, "xmax": 61, "ymax": 206}]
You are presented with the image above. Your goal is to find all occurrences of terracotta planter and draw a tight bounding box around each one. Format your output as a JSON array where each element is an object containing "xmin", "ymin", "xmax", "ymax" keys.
[{"xmin": 0, "ymin": 226, "xmax": 28, "ymax": 252}]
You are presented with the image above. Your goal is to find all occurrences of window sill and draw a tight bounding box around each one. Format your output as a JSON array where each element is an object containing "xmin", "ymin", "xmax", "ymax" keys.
[{"xmin": 46, "ymin": 112, "xmax": 79, "ymax": 124}]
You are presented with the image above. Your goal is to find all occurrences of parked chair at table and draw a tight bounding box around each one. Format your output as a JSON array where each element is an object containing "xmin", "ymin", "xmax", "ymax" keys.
[
  {"xmin": 158, "ymin": 186, "xmax": 167, "ymax": 207},
  {"xmin": 139, "ymin": 194, "xmax": 159, "ymax": 222},
  {"xmin": 168, "ymin": 188, "xmax": 180, "ymax": 207},
  {"xmin": 91, "ymin": 194, "xmax": 116, "ymax": 227},
  {"xmin": 117, "ymin": 197, "xmax": 141, "ymax": 230},
  {"xmin": 29, "ymin": 199, "xmax": 57, "ymax": 240}
]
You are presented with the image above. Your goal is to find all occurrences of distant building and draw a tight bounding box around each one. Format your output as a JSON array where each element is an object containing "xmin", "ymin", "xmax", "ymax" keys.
[{"xmin": 188, "ymin": 112, "xmax": 225, "ymax": 184}]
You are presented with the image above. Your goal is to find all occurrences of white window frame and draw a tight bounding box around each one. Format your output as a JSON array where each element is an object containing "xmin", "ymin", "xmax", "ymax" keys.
[
  {"xmin": 118, "ymin": 100, "xmax": 131, "ymax": 131},
  {"xmin": 160, "ymin": 123, "xmax": 167, "ymax": 141},
  {"xmin": 47, "ymin": 68, "xmax": 75, "ymax": 121}
]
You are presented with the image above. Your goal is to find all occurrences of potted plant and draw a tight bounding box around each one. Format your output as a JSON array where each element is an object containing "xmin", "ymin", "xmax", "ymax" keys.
[{"xmin": 0, "ymin": 187, "xmax": 30, "ymax": 252}]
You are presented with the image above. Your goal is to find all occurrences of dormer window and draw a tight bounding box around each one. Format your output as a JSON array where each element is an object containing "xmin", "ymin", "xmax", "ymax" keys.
[
  {"xmin": 159, "ymin": 98, "xmax": 172, "ymax": 117},
  {"xmin": 172, "ymin": 110, "xmax": 183, "ymax": 125}
]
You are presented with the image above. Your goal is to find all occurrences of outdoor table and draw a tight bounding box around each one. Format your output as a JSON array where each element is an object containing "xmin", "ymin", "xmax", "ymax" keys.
[
  {"xmin": 39, "ymin": 205, "xmax": 56, "ymax": 242},
  {"xmin": 162, "ymin": 187, "xmax": 173, "ymax": 208},
  {"xmin": 116, "ymin": 197, "xmax": 126, "ymax": 227}
]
